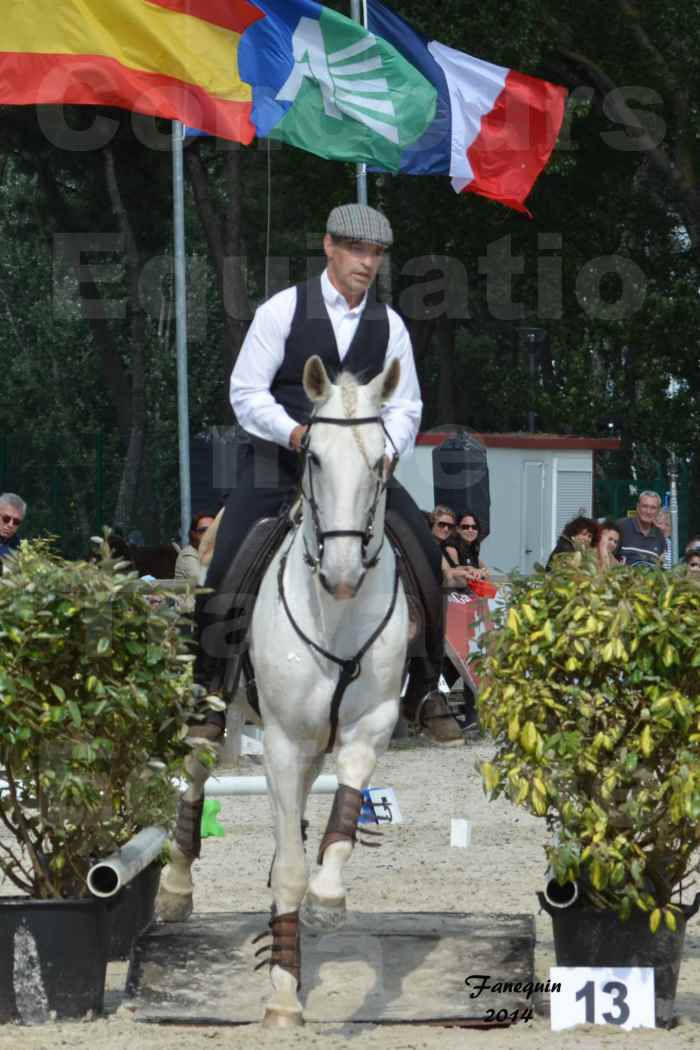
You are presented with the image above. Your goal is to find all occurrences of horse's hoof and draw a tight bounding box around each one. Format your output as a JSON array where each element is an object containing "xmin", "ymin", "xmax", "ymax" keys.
[
  {"xmin": 155, "ymin": 888, "xmax": 193, "ymax": 923},
  {"xmin": 262, "ymin": 1008, "xmax": 304, "ymax": 1027},
  {"xmin": 300, "ymin": 891, "xmax": 347, "ymax": 930}
]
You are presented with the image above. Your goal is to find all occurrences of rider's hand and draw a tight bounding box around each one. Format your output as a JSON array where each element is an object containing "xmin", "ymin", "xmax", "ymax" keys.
[{"xmin": 289, "ymin": 424, "xmax": 309, "ymax": 451}]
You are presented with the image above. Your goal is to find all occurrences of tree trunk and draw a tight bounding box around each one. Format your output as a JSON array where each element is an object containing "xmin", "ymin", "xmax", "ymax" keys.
[
  {"xmin": 185, "ymin": 143, "xmax": 251, "ymax": 416},
  {"xmin": 103, "ymin": 146, "xmax": 149, "ymax": 532}
]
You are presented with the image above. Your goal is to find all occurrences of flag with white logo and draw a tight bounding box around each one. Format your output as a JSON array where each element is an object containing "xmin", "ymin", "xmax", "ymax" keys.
[
  {"xmin": 238, "ymin": 0, "xmax": 437, "ymax": 171},
  {"xmin": 367, "ymin": 0, "xmax": 567, "ymax": 214}
]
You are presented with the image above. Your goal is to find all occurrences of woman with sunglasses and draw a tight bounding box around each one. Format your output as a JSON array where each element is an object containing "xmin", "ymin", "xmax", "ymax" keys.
[
  {"xmin": 429, "ymin": 505, "xmax": 456, "ymax": 542},
  {"xmin": 441, "ymin": 512, "xmax": 490, "ymax": 587}
]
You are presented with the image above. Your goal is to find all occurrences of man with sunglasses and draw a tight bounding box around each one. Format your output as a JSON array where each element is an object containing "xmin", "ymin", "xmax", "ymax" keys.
[
  {"xmin": 0, "ymin": 493, "xmax": 26, "ymax": 567},
  {"xmin": 194, "ymin": 203, "xmax": 462, "ymax": 747}
]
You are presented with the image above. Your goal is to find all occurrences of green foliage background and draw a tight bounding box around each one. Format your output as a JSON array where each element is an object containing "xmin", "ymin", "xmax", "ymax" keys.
[{"xmin": 1, "ymin": 1, "xmax": 699, "ymax": 550}]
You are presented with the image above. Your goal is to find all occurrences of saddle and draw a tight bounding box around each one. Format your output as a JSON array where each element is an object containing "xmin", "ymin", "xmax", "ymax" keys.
[{"xmin": 215, "ymin": 508, "xmax": 440, "ymax": 706}]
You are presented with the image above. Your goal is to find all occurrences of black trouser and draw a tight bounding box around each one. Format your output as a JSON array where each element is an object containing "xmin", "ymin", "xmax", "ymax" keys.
[{"xmin": 194, "ymin": 438, "xmax": 443, "ymax": 688}]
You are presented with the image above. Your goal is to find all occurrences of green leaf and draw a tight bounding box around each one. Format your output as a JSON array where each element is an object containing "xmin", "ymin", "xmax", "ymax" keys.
[
  {"xmin": 520, "ymin": 721, "xmax": 538, "ymax": 754},
  {"xmin": 66, "ymin": 701, "xmax": 82, "ymax": 728}
]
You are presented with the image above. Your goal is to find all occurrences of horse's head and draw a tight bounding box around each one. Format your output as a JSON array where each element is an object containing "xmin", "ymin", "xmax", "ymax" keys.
[{"xmin": 301, "ymin": 355, "xmax": 401, "ymax": 599}]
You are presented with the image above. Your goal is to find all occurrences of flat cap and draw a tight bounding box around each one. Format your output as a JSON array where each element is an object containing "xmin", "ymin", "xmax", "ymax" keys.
[{"xmin": 326, "ymin": 203, "xmax": 393, "ymax": 247}]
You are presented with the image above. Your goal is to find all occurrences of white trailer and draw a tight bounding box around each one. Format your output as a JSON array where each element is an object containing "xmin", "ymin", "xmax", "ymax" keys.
[{"xmin": 395, "ymin": 432, "xmax": 620, "ymax": 575}]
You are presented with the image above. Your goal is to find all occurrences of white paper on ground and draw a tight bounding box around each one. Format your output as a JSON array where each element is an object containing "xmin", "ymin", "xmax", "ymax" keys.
[{"xmin": 450, "ymin": 818, "xmax": 471, "ymax": 848}]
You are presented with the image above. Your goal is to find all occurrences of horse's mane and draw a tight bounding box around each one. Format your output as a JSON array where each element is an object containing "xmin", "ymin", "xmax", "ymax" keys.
[
  {"xmin": 320, "ymin": 372, "xmax": 376, "ymax": 467},
  {"xmin": 337, "ymin": 372, "xmax": 359, "ymax": 419}
]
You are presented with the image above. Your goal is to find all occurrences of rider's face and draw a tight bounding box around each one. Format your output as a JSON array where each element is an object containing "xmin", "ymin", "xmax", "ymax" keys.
[{"xmin": 323, "ymin": 235, "xmax": 384, "ymax": 307}]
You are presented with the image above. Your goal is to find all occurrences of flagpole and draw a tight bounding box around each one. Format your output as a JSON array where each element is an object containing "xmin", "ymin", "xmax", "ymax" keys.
[
  {"xmin": 350, "ymin": 0, "xmax": 368, "ymax": 204},
  {"xmin": 172, "ymin": 119, "xmax": 192, "ymax": 547}
]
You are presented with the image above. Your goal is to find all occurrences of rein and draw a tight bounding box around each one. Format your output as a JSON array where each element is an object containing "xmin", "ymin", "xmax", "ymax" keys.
[
  {"xmin": 277, "ymin": 552, "xmax": 400, "ymax": 753},
  {"xmin": 277, "ymin": 410, "xmax": 400, "ymax": 752}
]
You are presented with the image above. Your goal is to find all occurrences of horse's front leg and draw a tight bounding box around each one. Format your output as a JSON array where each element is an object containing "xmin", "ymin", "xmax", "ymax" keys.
[
  {"xmin": 260, "ymin": 727, "xmax": 317, "ymax": 1027},
  {"xmin": 302, "ymin": 698, "xmax": 397, "ymax": 929},
  {"xmin": 156, "ymin": 724, "xmax": 222, "ymax": 922}
]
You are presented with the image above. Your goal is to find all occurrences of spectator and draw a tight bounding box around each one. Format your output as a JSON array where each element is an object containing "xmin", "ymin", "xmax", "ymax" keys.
[
  {"xmin": 546, "ymin": 515, "xmax": 598, "ymax": 571},
  {"xmin": 685, "ymin": 535, "xmax": 700, "ymax": 557},
  {"xmin": 596, "ymin": 519, "xmax": 622, "ymax": 570},
  {"xmin": 175, "ymin": 513, "xmax": 216, "ymax": 613},
  {"xmin": 684, "ymin": 551, "xmax": 700, "ymax": 575},
  {"xmin": 429, "ymin": 506, "xmax": 471, "ymax": 589},
  {"xmin": 0, "ymin": 492, "xmax": 26, "ymax": 570},
  {"xmin": 616, "ymin": 492, "xmax": 666, "ymax": 567},
  {"xmin": 442, "ymin": 511, "xmax": 489, "ymax": 586},
  {"xmin": 429, "ymin": 505, "xmax": 456, "ymax": 543}
]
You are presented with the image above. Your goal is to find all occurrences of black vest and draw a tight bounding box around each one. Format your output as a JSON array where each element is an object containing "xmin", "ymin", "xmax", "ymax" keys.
[{"xmin": 270, "ymin": 277, "xmax": 390, "ymax": 424}]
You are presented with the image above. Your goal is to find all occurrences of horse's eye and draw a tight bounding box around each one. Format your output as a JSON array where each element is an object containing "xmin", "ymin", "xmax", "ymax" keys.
[
  {"xmin": 308, "ymin": 450, "xmax": 321, "ymax": 468},
  {"xmin": 374, "ymin": 456, "xmax": 385, "ymax": 475}
]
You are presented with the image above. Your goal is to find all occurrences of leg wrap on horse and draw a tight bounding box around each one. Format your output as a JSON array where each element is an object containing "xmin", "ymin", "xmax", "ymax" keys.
[
  {"xmin": 173, "ymin": 731, "xmax": 224, "ymax": 859},
  {"xmin": 317, "ymin": 784, "xmax": 364, "ymax": 865},
  {"xmin": 254, "ymin": 910, "xmax": 301, "ymax": 989},
  {"xmin": 174, "ymin": 798, "xmax": 205, "ymax": 860}
]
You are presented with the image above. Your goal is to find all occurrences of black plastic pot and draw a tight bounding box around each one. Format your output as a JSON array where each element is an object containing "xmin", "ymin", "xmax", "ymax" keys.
[
  {"xmin": 538, "ymin": 890, "xmax": 700, "ymax": 1028},
  {"xmin": 138, "ymin": 860, "xmax": 162, "ymax": 937},
  {"xmin": 106, "ymin": 861, "xmax": 162, "ymax": 960},
  {"xmin": 0, "ymin": 896, "xmax": 108, "ymax": 1023}
]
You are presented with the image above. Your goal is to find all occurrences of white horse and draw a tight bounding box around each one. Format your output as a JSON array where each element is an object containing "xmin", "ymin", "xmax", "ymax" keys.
[{"xmin": 158, "ymin": 356, "xmax": 408, "ymax": 1026}]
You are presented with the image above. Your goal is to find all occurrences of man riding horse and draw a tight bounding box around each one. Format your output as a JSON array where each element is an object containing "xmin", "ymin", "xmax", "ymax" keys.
[{"xmin": 193, "ymin": 203, "xmax": 462, "ymax": 747}]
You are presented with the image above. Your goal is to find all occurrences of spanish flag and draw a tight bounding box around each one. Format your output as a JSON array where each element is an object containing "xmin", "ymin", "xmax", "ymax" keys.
[{"xmin": 0, "ymin": 0, "xmax": 262, "ymax": 143}]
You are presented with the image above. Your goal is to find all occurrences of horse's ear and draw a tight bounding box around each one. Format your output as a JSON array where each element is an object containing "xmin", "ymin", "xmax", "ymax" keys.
[
  {"xmin": 303, "ymin": 355, "xmax": 332, "ymax": 403},
  {"xmin": 368, "ymin": 357, "xmax": 401, "ymax": 406}
]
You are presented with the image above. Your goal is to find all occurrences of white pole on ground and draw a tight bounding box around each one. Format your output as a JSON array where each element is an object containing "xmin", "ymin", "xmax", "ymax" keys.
[
  {"xmin": 87, "ymin": 826, "xmax": 168, "ymax": 898},
  {"xmin": 175, "ymin": 774, "xmax": 339, "ymax": 797}
]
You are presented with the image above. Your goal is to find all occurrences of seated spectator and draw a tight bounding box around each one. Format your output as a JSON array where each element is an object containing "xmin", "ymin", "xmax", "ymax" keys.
[
  {"xmin": 429, "ymin": 505, "xmax": 456, "ymax": 544},
  {"xmin": 683, "ymin": 550, "xmax": 700, "ymax": 575},
  {"xmin": 0, "ymin": 492, "xmax": 26, "ymax": 573},
  {"xmin": 175, "ymin": 513, "xmax": 215, "ymax": 612},
  {"xmin": 546, "ymin": 515, "xmax": 598, "ymax": 570},
  {"xmin": 596, "ymin": 519, "xmax": 622, "ymax": 570},
  {"xmin": 428, "ymin": 506, "xmax": 460, "ymax": 584},
  {"xmin": 616, "ymin": 491, "xmax": 666, "ymax": 567},
  {"xmin": 441, "ymin": 511, "xmax": 489, "ymax": 587},
  {"xmin": 685, "ymin": 535, "xmax": 700, "ymax": 558}
]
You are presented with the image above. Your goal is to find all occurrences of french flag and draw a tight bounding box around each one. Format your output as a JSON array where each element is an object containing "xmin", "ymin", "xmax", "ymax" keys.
[{"xmin": 367, "ymin": 0, "xmax": 567, "ymax": 215}]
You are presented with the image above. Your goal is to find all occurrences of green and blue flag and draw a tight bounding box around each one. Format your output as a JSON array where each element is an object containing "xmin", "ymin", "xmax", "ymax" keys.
[{"xmin": 238, "ymin": 0, "xmax": 437, "ymax": 172}]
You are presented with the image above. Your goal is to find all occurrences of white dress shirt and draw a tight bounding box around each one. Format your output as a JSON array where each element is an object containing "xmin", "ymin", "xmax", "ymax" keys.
[{"xmin": 230, "ymin": 270, "xmax": 422, "ymax": 458}]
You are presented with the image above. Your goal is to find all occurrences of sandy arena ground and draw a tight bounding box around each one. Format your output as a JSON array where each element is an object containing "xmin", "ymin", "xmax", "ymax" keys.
[{"xmin": 1, "ymin": 739, "xmax": 699, "ymax": 1049}]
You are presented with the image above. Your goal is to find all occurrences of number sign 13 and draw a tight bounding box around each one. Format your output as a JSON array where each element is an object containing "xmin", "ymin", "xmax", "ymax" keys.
[{"xmin": 550, "ymin": 967, "xmax": 655, "ymax": 1031}]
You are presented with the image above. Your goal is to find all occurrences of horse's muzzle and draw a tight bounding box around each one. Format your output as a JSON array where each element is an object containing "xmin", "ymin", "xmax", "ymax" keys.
[{"xmin": 319, "ymin": 571, "xmax": 366, "ymax": 600}]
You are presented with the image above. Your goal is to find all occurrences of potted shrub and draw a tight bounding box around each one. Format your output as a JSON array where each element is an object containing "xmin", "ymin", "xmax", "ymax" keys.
[
  {"xmin": 475, "ymin": 553, "xmax": 700, "ymax": 1027},
  {"xmin": 0, "ymin": 540, "xmax": 196, "ymax": 1021}
]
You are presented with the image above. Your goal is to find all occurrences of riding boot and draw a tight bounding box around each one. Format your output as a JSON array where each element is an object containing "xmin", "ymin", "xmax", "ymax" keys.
[
  {"xmin": 401, "ymin": 658, "xmax": 464, "ymax": 747},
  {"xmin": 192, "ymin": 592, "xmax": 225, "ymax": 695}
]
